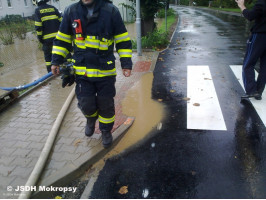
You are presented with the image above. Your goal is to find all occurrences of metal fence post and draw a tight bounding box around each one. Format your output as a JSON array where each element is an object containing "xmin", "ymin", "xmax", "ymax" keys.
[{"xmin": 136, "ymin": 0, "xmax": 142, "ymax": 56}]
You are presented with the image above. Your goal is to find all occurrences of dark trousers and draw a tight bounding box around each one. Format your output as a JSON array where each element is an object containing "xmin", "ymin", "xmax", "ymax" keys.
[
  {"xmin": 75, "ymin": 77, "xmax": 116, "ymax": 132},
  {"xmin": 242, "ymin": 33, "xmax": 266, "ymax": 95},
  {"xmin": 42, "ymin": 43, "xmax": 53, "ymax": 72}
]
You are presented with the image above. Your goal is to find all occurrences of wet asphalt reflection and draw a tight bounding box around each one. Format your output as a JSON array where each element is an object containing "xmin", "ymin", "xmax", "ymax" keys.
[{"xmin": 90, "ymin": 6, "xmax": 266, "ymax": 198}]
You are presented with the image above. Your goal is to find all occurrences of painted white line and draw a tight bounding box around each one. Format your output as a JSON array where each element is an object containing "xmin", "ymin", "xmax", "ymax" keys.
[
  {"xmin": 187, "ymin": 65, "xmax": 227, "ymax": 130},
  {"xmin": 230, "ymin": 65, "xmax": 266, "ymax": 126}
]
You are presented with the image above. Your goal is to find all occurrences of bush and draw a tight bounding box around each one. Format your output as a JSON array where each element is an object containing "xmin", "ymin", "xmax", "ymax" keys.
[
  {"xmin": 157, "ymin": 8, "xmax": 176, "ymax": 18},
  {"xmin": 0, "ymin": 29, "xmax": 14, "ymax": 45},
  {"xmin": 132, "ymin": 30, "xmax": 169, "ymax": 49},
  {"xmin": 0, "ymin": 15, "xmax": 24, "ymax": 26},
  {"xmin": 11, "ymin": 24, "xmax": 27, "ymax": 40},
  {"xmin": 0, "ymin": 62, "xmax": 4, "ymax": 67}
]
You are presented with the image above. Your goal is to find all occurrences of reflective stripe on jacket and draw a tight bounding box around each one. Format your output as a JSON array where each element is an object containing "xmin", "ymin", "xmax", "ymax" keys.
[
  {"xmin": 35, "ymin": 4, "xmax": 62, "ymax": 43},
  {"xmin": 52, "ymin": 0, "xmax": 133, "ymax": 80}
]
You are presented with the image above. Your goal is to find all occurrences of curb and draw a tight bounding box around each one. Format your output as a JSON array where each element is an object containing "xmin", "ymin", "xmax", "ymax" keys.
[{"xmin": 31, "ymin": 117, "xmax": 135, "ymax": 199}]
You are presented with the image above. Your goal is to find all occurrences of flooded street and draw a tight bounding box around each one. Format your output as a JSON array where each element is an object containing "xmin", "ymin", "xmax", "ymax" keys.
[{"xmin": 0, "ymin": 33, "xmax": 47, "ymax": 95}]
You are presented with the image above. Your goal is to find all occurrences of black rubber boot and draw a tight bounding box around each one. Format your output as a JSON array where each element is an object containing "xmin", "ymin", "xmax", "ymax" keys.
[
  {"xmin": 102, "ymin": 131, "xmax": 113, "ymax": 148},
  {"xmin": 85, "ymin": 117, "xmax": 97, "ymax": 137},
  {"xmin": 241, "ymin": 92, "xmax": 261, "ymax": 100}
]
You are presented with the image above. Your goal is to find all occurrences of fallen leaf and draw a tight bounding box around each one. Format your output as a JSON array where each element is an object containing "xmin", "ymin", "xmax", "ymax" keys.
[
  {"xmin": 158, "ymin": 99, "xmax": 163, "ymax": 102},
  {"xmin": 183, "ymin": 97, "xmax": 191, "ymax": 101},
  {"xmin": 191, "ymin": 171, "xmax": 197, "ymax": 176},
  {"xmin": 170, "ymin": 89, "xmax": 176, "ymax": 93},
  {"xmin": 118, "ymin": 186, "xmax": 128, "ymax": 194},
  {"xmin": 193, "ymin": 103, "xmax": 200, "ymax": 106},
  {"xmin": 74, "ymin": 139, "xmax": 82, "ymax": 146},
  {"xmin": 55, "ymin": 196, "xmax": 62, "ymax": 199},
  {"xmin": 157, "ymin": 122, "xmax": 162, "ymax": 130},
  {"xmin": 158, "ymin": 57, "xmax": 164, "ymax": 62},
  {"xmin": 204, "ymin": 78, "xmax": 212, "ymax": 80}
]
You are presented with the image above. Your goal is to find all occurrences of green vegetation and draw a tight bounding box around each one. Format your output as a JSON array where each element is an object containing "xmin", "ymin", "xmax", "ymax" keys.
[
  {"xmin": 193, "ymin": 0, "xmax": 256, "ymax": 9},
  {"xmin": 208, "ymin": 7, "xmax": 241, "ymax": 13},
  {"xmin": 157, "ymin": 8, "xmax": 176, "ymax": 18},
  {"xmin": 0, "ymin": 62, "xmax": 4, "ymax": 67},
  {"xmin": 132, "ymin": 11, "xmax": 177, "ymax": 50},
  {"xmin": 158, "ymin": 14, "xmax": 176, "ymax": 32},
  {"xmin": 0, "ymin": 15, "xmax": 35, "ymax": 44},
  {"xmin": 0, "ymin": 29, "xmax": 14, "ymax": 45}
]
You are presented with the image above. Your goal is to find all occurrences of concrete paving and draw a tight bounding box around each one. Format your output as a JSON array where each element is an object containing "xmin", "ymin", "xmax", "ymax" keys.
[{"xmin": 0, "ymin": 51, "xmax": 158, "ymax": 199}]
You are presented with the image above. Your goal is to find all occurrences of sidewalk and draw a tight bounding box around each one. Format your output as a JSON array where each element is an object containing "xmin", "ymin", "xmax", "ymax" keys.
[{"xmin": 0, "ymin": 51, "xmax": 158, "ymax": 199}]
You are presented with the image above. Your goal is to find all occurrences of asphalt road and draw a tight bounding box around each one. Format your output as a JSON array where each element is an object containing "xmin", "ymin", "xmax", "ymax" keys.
[{"xmin": 90, "ymin": 6, "xmax": 266, "ymax": 199}]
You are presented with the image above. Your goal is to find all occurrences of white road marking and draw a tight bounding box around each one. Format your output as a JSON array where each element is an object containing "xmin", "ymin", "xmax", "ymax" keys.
[
  {"xmin": 230, "ymin": 65, "xmax": 266, "ymax": 126},
  {"xmin": 187, "ymin": 65, "xmax": 227, "ymax": 130}
]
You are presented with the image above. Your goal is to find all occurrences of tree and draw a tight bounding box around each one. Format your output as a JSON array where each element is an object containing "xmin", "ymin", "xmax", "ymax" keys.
[{"xmin": 129, "ymin": 0, "xmax": 164, "ymax": 36}]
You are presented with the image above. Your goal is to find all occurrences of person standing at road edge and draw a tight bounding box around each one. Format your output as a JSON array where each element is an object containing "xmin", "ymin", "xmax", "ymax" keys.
[
  {"xmin": 236, "ymin": 0, "xmax": 266, "ymax": 100},
  {"xmin": 51, "ymin": 0, "xmax": 132, "ymax": 148},
  {"xmin": 34, "ymin": 0, "xmax": 62, "ymax": 72}
]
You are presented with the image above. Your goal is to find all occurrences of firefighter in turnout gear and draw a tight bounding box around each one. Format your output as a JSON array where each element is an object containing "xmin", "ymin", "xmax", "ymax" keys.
[
  {"xmin": 51, "ymin": 0, "xmax": 132, "ymax": 148},
  {"xmin": 35, "ymin": 0, "xmax": 62, "ymax": 72}
]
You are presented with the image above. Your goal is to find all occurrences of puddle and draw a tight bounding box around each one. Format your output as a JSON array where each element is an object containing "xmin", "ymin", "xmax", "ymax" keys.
[
  {"xmin": 125, "ymin": 18, "xmax": 164, "ymax": 40},
  {"xmin": 90, "ymin": 72, "xmax": 164, "ymax": 176},
  {"xmin": 0, "ymin": 33, "xmax": 47, "ymax": 95}
]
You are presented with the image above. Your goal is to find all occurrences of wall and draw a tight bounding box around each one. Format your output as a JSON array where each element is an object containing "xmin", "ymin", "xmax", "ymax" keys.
[
  {"xmin": 0, "ymin": 0, "xmax": 60, "ymax": 19},
  {"xmin": 0, "ymin": 0, "xmax": 35, "ymax": 18}
]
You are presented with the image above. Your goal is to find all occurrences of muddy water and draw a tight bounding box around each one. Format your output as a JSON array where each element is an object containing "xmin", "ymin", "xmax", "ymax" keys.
[
  {"xmin": 125, "ymin": 18, "xmax": 164, "ymax": 39},
  {"xmin": 0, "ymin": 33, "xmax": 46, "ymax": 95},
  {"xmin": 90, "ymin": 72, "xmax": 164, "ymax": 178}
]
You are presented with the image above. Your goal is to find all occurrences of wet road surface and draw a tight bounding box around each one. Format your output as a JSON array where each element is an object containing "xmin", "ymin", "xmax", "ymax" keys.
[{"xmin": 90, "ymin": 6, "xmax": 266, "ymax": 198}]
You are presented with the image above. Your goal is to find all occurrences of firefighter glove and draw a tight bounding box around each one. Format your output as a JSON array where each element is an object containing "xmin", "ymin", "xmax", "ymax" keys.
[{"xmin": 61, "ymin": 64, "xmax": 75, "ymax": 88}]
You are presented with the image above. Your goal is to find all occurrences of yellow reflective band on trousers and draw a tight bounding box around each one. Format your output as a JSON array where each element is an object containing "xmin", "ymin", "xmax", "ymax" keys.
[
  {"xmin": 56, "ymin": 31, "xmax": 72, "ymax": 43},
  {"xmin": 37, "ymin": 31, "xmax": 43, "ymax": 36},
  {"xmin": 59, "ymin": 17, "xmax": 63, "ymax": 22},
  {"xmin": 40, "ymin": 8, "xmax": 55, "ymax": 14},
  {"xmin": 98, "ymin": 115, "xmax": 115, "ymax": 124},
  {"xmin": 46, "ymin": 62, "xmax": 51, "ymax": 66},
  {"xmin": 118, "ymin": 49, "xmax": 132, "ymax": 58},
  {"xmin": 73, "ymin": 66, "xmax": 117, "ymax": 77},
  {"xmin": 52, "ymin": 46, "xmax": 69, "ymax": 58},
  {"xmin": 114, "ymin": 32, "xmax": 130, "ymax": 44},
  {"xmin": 35, "ymin": 21, "xmax": 42, "ymax": 26},
  {"xmin": 85, "ymin": 111, "xmax": 98, "ymax": 118},
  {"xmin": 41, "ymin": 15, "xmax": 58, "ymax": 22},
  {"xmin": 43, "ymin": 32, "xmax": 57, "ymax": 40}
]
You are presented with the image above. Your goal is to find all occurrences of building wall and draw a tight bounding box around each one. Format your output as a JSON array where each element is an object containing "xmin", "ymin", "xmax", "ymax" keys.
[
  {"xmin": 0, "ymin": 0, "xmax": 135, "ymax": 21},
  {"xmin": 112, "ymin": 0, "xmax": 135, "ymax": 22},
  {"xmin": 0, "ymin": 0, "xmax": 35, "ymax": 18},
  {"xmin": 0, "ymin": 0, "xmax": 60, "ymax": 19}
]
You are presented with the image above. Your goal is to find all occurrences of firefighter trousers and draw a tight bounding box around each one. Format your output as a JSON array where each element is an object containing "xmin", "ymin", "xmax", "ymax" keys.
[
  {"xmin": 75, "ymin": 77, "xmax": 116, "ymax": 132},
  {"xmin": 242, "ymin": 33, "xmax": 266, "ymax": 95},
  {"xmin": 42, "ymin": 43, "xmax": 53, "ymax": 72}
]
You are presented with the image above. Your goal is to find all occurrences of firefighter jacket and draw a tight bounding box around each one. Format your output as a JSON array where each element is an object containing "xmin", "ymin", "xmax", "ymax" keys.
[
  {"xmin": 35, "ymin": 3, "xmax": 62, "ymax": 44},
  {"xmin": 52, "ymin": 0, "xmax": 133, "ymax": 80}
]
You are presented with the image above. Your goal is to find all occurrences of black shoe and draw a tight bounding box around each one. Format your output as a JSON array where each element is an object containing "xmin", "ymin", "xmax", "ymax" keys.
[
  {"xmin": 241, "ymin": 92, "xmax": 261, "ymax": 100},
  {"xmin": 255, "ymin": 95, "xmax": 262, "ymax": 100},
  {"xmin": 102, "ymin": 131, "xmax": 113, "ymax": 148},
  {"xmin": 85, "ymin": 118, "xmax": 97, "ymax": 137}
]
